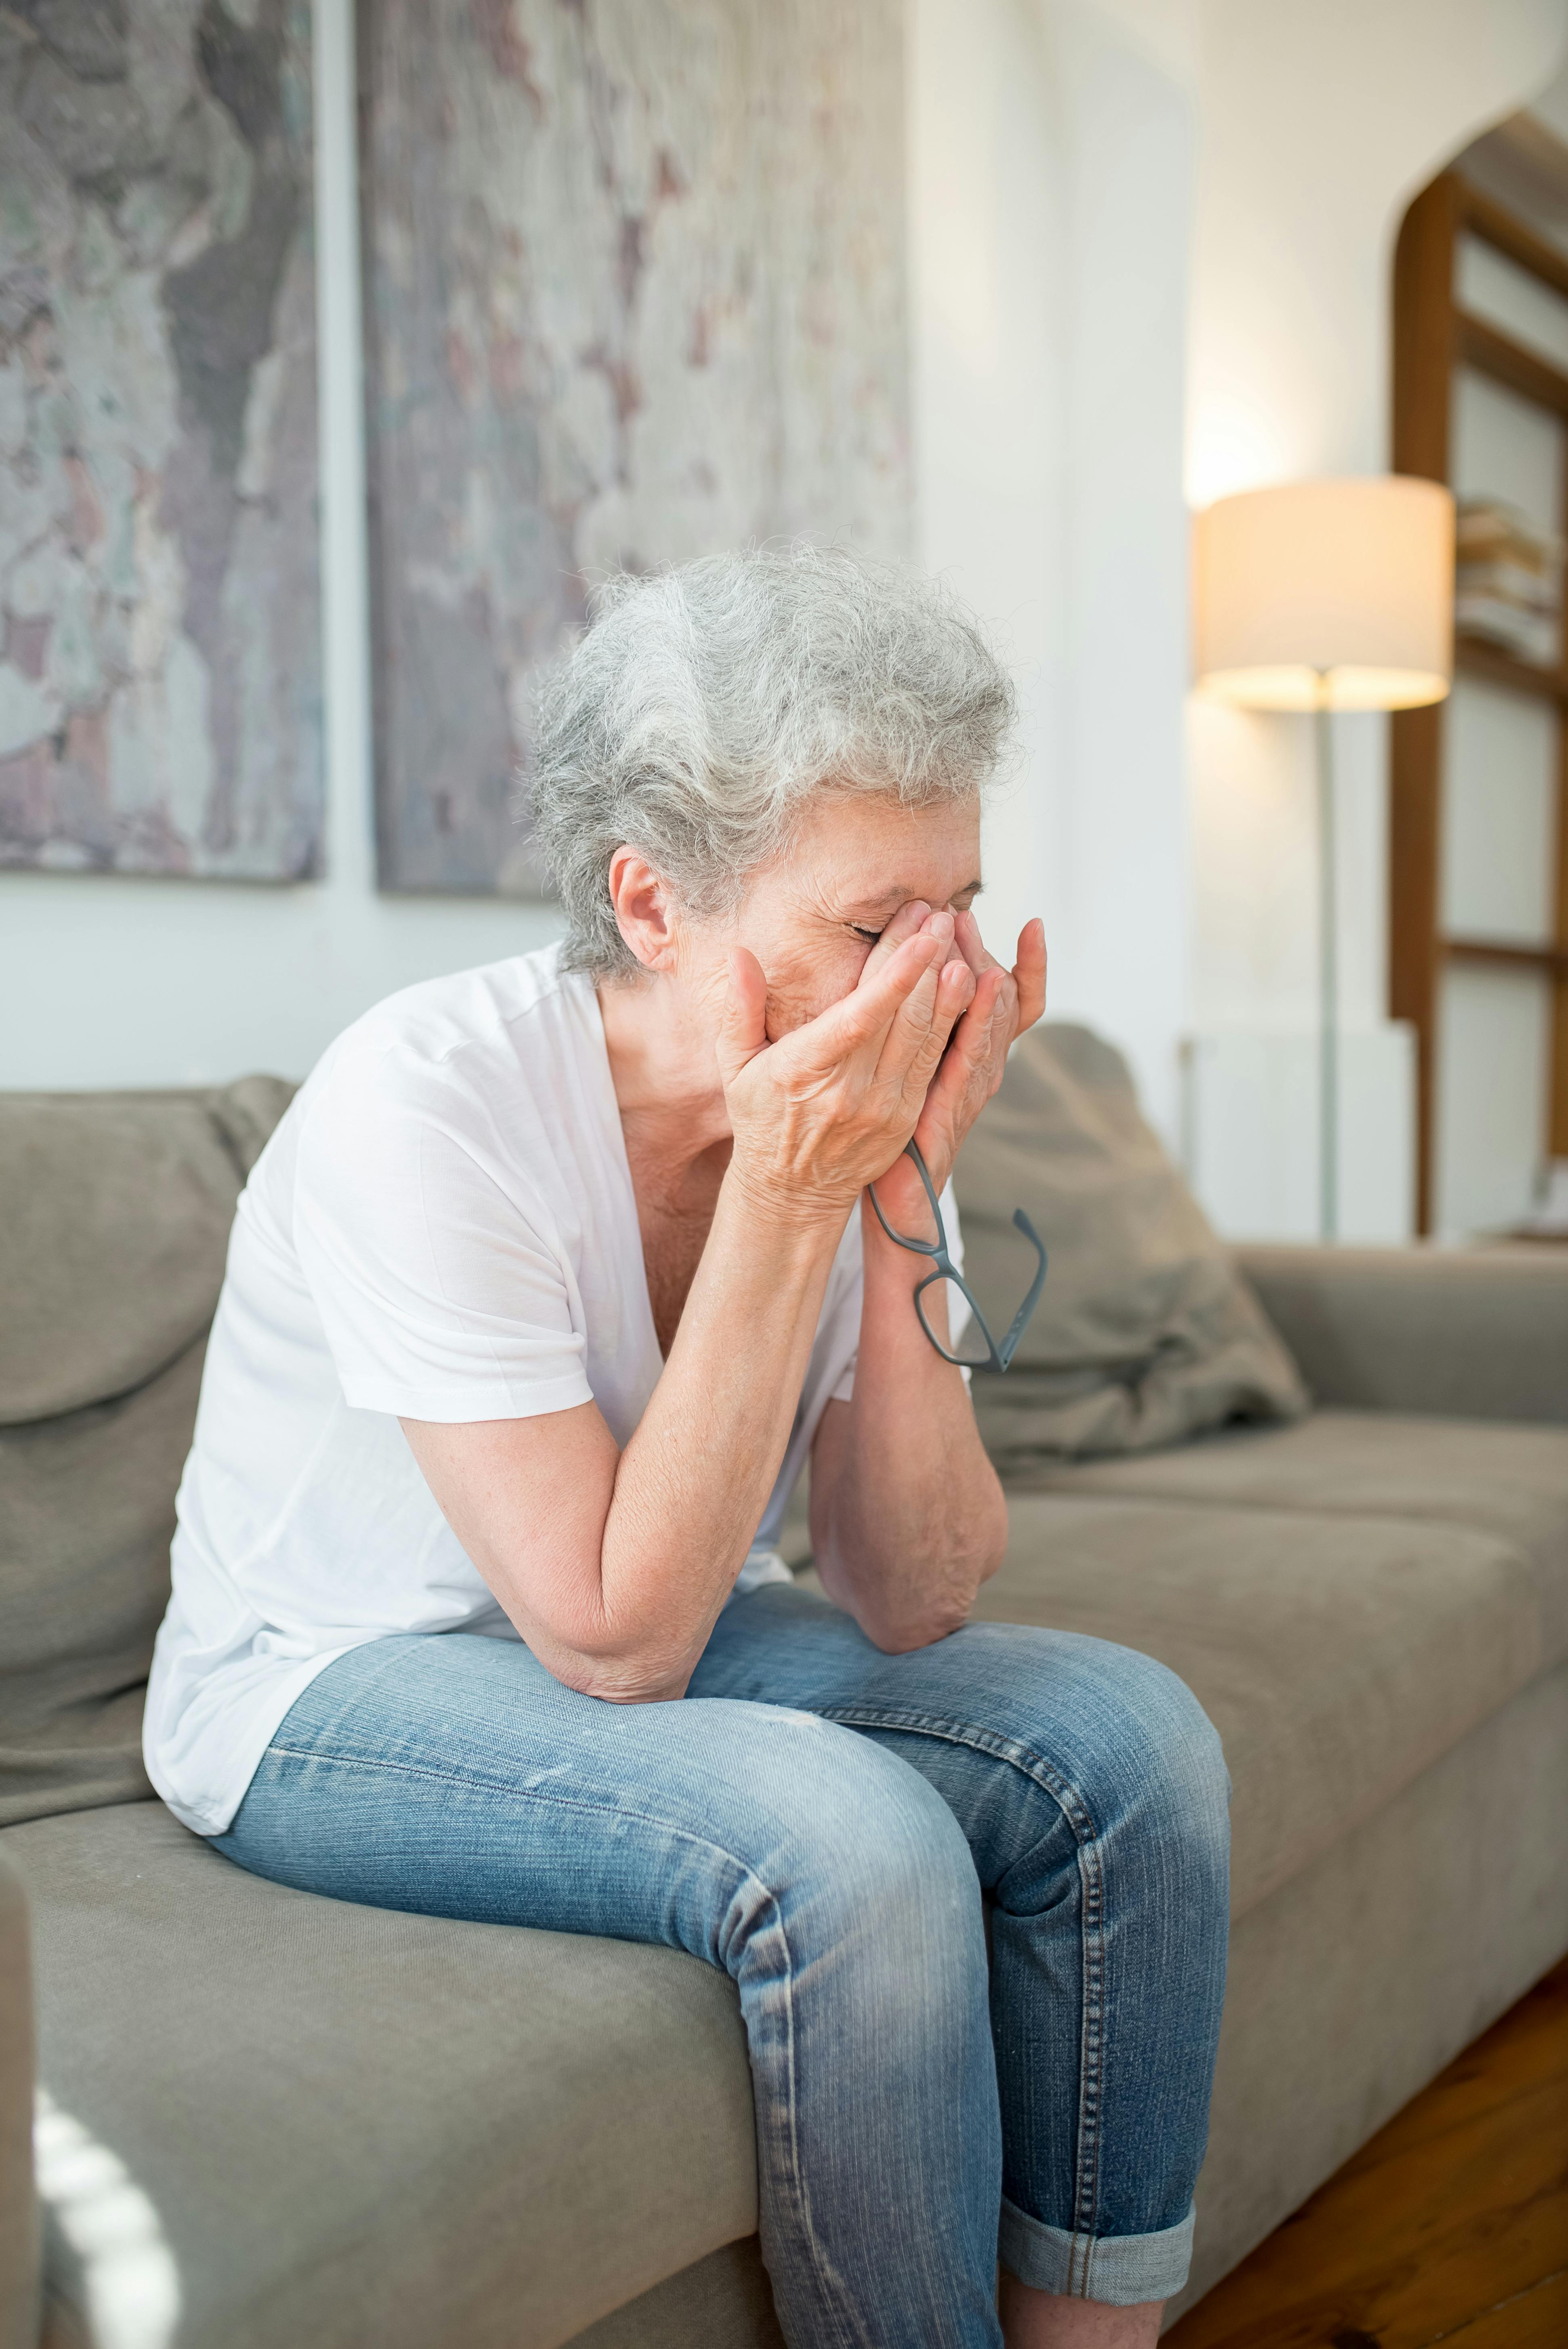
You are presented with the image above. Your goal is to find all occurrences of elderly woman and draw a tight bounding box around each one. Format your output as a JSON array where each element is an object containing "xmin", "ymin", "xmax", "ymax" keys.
[{"xmin": 145, "ymin": 547, "xmax": 1228, "ymax": 2349}]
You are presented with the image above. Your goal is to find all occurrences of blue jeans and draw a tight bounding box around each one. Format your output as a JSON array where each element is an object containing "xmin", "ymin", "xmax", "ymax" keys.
[{"xmin": 213, "ymin": 1585, "xmax": 1230, "ymax": 2347}]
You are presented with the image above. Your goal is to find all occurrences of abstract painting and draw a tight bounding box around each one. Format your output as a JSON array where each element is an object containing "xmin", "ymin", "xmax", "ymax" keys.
[
  {"xmin": 0, "ymin": 0, "xmax": 321, "ymax": 880},
  {"xmin": 360, "ymin": 0, "xmax": 911, "ymax": 896}
]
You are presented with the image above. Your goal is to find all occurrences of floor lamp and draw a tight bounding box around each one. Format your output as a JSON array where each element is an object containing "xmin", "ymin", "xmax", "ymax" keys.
[{"xmin": 1192, "ymin": 478, "xmax": 1455, "ymax": 1241}]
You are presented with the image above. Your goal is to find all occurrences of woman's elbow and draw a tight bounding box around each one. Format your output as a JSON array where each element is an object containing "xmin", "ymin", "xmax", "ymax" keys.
[
  {"xmin": 549, "ymin": 1651, "xmax": 692, "ymax": 1705},
  {"xmin": 588, "ymin": 1665, "xmax": 693, "ymax": 1705},
  {"xmin": 528, "ymin": 1621, "xmax": 693, "ymax": 1707},
  {"xmin": 976, "ymin": 1483, "xmax": 1010, "ymax": 1581},
  {"xmin": 863, "ymin": 1601, "xmax": 970, "ymax": 1655},
  {"xmin": 863, "ymin": 1544, "xmax": 1005, "ymax": 1654}
]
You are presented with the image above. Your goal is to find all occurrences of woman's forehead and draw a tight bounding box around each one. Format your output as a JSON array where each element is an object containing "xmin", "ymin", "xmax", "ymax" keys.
[
  {"xmin": 835, "ymin": 873, "xmax": 984, "ymax": 919},
  {"xmin": 789, "ymin": 791, "xmax": 982, "ymax": 896}
]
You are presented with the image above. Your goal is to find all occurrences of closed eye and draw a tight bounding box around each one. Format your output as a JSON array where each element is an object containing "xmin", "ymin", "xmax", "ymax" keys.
[{"xmin": 851, "ymin": 924, "xmax": 884, "ymax": 944}]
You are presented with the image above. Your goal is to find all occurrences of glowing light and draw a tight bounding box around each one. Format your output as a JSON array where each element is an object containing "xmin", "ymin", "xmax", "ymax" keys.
[
  {"xmin": 33, "ymin": 2090, "xmax": 181, "ymax": 2349},
  {"xmin": 1186, "ymin": 393, "xmax": 1291, "ymax": 510}
]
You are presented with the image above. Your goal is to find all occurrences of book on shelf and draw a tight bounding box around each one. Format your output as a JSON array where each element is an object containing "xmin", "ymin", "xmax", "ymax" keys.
[{"xmin": 1455, "ymin": 498, "xmax": 1563, "ymax": 665}]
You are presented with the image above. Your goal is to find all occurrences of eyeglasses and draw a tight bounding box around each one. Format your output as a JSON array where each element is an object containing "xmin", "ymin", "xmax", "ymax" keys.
[{"xmin": 867, "ymin": 1140, "xmax": 1046, "ymax": 1373}]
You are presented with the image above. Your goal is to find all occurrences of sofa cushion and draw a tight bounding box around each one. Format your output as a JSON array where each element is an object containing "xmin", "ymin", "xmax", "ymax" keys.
[
  {"xmin": 0, "ymin": 1079, "xmax": 294, "ymax": 1427},
  {"xmin": 965, "ymin": 1491, "xmax": 1548, "ymax": 1918},
  {"xmin": 997, "ymin": 1410, "xmax": 1568, "ymax": 1670},
  {"xmin": 955, "ymin": 1024, "xmax": 1308, "ymax": 1460},
  {"xmin": 0, "ymin": 1841, "xmax": 35, "ymax": 2349},
  {"xmin": 0, "ymin": 1341, "xmax": 205, "ymax": 1829},
  {"xmin": 7, "ymin": 1802, "xmax": 760, "ymax": 2349},
  {"xmin": 0, "ymin": 1081, "xmax": 296, "ymax": 1830}
]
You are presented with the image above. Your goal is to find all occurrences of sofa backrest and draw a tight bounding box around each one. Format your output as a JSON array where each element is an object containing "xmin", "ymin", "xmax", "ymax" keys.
[{"xmin": 0, "ymin": 1080, "xmax": 296, "ymax": 1828}]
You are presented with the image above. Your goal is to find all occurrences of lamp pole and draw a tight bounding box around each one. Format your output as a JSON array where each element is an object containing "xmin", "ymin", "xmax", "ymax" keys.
[
  {"xmin": 1314, "ymin": 673, "xmax": 1337, "ymax": 1243},
  {"xmin": 1192, "ymin": 482, "xmax": 1454, "ymax": 1248}
]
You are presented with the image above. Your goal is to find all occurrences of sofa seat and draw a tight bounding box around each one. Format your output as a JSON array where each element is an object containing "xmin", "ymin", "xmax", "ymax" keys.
[
  {"xmin": 10, "ymin": 1420, "xmax": 1566, "ymax": 2349},
  {"xmin": 966, "ymin": 1484, "xmax": 1554, "ymax": 1919},
  {"xmin": 4, "ymin": 1801, "xmax": 760, "ymax": 2349},
  {"xmin": 997, "ymin": 1411, "xmax": 1568, "ymax": 1661}
]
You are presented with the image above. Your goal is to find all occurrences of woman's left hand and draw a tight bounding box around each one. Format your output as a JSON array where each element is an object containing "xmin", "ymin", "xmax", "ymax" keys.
[{"xmin": 863, "ymin": 905, "xmax": 1047, "ymax": 1231}]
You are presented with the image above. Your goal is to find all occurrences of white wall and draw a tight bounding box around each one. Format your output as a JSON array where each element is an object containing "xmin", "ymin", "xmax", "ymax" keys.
[
  {"xmin": 957, "ymin": 0, "xmax": 1568, "ymax": 1182},
  {"xmin": 908, "ymin": 0, "xmax": 1062, "ymax": 1050},
  {"xmin": 9, "ymin": 0, "xmax": 1558, "ymax": 1207},
  {"xmin": 1041, "ymin": 2, "xmax": 1197, "ymax": 1143},
  {"xmin": 913, "ymin": 0, "xmax": 1197, "ymax": 1144},
  {"xmin": 2, "ymin": 0, "xmax": 1200, "ymax": 1142},
  {"xmin": 1184, "ymin": 0, "xmax": 1568, "ymax": 1050}
]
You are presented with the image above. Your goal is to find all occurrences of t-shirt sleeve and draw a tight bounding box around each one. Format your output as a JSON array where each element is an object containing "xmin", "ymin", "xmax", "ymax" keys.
[{"xmin": 292, "ymin": 1042, "xmax": 592, "ymax": 1423}]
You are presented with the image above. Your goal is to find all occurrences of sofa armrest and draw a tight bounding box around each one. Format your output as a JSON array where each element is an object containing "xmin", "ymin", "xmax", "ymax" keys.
[
  {"xmin": 1235, "ymin": 1243, "xmax": 1568, "ymax": 1424},
  {"xmin": 0, "ymin": 1845, "xmax": 38, "ymax": 2349}
]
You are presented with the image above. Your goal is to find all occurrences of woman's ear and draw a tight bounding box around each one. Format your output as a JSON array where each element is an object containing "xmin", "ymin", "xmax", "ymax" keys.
[{"xmin": 607, "ymin": 847, "xmax": 680, "ymax": 973}]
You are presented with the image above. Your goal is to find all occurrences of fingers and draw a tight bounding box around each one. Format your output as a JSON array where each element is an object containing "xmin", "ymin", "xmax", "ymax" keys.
[
  {"xmin": 805, "ymin": 924, "xmax": 948, "ymax": 1064},
  {"xmin": 952, "ymin": 907, "xmax": 1001, "ymax": 980},
  {"xmin": 879, "ymin": 932, "xmax": 975, "ymax": 1090},
  {"xmin": 951, "ymin": 910, "xmax": 1019, "ymax": 1052},
  {"xmin": 715, "ymin": 947, "xmax": 770, "ymax": 1086},
  {"xmin": 909, "ymin": 923, "xmax": 1038, "ymax": 1182},
  {"xmin": 954, "ymin": 909, "xmax": 1047, "ymax": 1041},
  {"xmin": 850, "ymin": 902, "xmax": 1037, "ymax": 1114},
  {"xmin": 858, "ymin": 898, "xmax": 931, "ymax": 984},
  {"xmin": 1013, "ymin": 917, "xmax": 1048, "ymax": 1033},
  {"xmin": 934, "ymin": 971, "xmax": 1008, "ymax": 1115},
  {"xmin": 936, "ymin": 952, "xmax": 979, "ymax": 1028}
]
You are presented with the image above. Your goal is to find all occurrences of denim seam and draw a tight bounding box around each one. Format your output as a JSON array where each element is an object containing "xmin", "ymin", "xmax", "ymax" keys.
[
  {"xmin": 812, "ymin": 1701, "xmax": 1108, "ymax": 2263},
  {"xmin": 260, "ymin": 1737, "xmax": 869, "ymax": 2341}
]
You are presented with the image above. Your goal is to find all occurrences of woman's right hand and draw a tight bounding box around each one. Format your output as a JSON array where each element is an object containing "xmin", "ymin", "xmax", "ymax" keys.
[{"xmin": 716, "ymin": 913, "xmax": 978, "ymax": 1222}]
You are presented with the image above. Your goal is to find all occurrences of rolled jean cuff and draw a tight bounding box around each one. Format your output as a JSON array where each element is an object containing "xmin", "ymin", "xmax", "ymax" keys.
[{"xmin": 998, "ymin": 2197, "xmax": 1196, "ymax": 2304}]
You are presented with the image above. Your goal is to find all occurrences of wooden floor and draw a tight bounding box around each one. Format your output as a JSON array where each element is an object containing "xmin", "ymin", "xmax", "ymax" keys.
[{"xmin": 1167, "ymin": 1956, "xmax": 1568, "ymax": 2349}]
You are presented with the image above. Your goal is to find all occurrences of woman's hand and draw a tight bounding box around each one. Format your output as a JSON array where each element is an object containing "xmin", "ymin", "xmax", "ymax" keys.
[
  {"xmin": 863, "ymin": 905, "xmax": 1047, "ymax": 1231},
  {"xmin": 716, "ymin": 915, "xmax": 979, "ymax": 1222}
]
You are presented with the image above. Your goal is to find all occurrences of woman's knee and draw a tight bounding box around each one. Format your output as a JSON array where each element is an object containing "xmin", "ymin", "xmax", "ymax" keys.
[
  {"xmin": 972, "ymin": 1625, "xmax": 1229, "ymax": 1865},
  {"xmin": 738, "ymin": 1713, "xmax": 984, "ymax": 1971},
  {"xmin": 1068, "ymin": 1638, "xmax": 1230, "ymax": 1877}
]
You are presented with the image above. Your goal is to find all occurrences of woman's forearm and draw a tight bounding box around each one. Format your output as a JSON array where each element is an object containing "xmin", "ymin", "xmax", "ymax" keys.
[
  {"xmin": 405, "ymin": 1172, "xmax": 852, "ymax": 1704},
  {"xmin": 810, "ymin": 1195, "xmax": 1008, "ymax": 1651},
  {"xmin": 578, "ymin": 1172, "xmax": 849, "ymax": 1693}
]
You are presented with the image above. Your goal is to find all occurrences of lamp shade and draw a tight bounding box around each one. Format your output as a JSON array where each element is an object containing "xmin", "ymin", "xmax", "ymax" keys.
[{"xmin": 1193, "ymin": 476, "xmax": 1455, "ymax": 711}]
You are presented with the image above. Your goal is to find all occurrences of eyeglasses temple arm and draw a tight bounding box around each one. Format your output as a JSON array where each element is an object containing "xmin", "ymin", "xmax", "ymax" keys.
[
  {"xmin": 995, "ymin": 1210, "xmax": 1048, "ymax": 1369},
  {"xmin": 903, "ymin": 1138, "xmax": 945, "ymax": 1232}
]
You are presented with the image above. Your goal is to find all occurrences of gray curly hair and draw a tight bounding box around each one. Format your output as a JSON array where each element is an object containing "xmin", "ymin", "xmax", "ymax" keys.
[{"xmin": 526, "ymin": 542, "xmax": 1017, "ymax": 980}]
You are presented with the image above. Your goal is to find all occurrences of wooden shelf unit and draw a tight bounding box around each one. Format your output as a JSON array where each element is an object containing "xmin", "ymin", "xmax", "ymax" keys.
[{"xmin": 1391, "ymin": 170, "xmax": 1568, "ymax": 1233}]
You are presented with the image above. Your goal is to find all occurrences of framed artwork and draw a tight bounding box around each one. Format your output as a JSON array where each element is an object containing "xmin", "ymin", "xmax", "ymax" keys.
[
  {"xmin": 0, "ymin": 0, "xmax": 321, "ymax": 879},
  {"xmin": 360, "ymin": 0, "xmax": 911, "ymax": 896}
]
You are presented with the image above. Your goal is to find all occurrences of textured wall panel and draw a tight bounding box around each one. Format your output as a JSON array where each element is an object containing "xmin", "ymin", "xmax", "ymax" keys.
[
  {"xmin": 0, "ymin": 0, "xmax": 321, "ymax": 880},
  {"xmin": 360, "ymin": 0, "xmax": 911, "ymax": 896}
]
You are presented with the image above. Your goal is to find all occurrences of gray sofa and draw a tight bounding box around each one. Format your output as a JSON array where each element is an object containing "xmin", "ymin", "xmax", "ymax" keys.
[{"xmin": 2, "ymin": 1083, "xmax": 1565, "ymax": 2349}]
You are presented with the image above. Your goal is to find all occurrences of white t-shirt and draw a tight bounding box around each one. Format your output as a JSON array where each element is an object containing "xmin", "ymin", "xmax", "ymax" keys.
[{"xmin": 143, "ymin": 946, "xmax": 878, "ymax": 1837}]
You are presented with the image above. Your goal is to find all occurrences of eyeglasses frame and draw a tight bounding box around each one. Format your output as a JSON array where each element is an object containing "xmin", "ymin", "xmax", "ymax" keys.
[{"xmin": 866, "ymin": 1139, "xmax": 1047, "ymax": 1373}]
